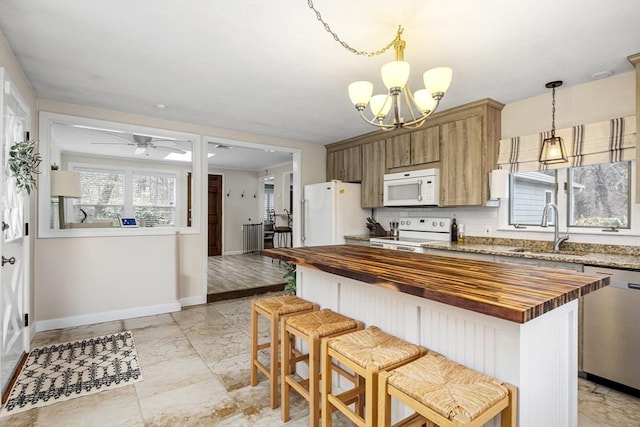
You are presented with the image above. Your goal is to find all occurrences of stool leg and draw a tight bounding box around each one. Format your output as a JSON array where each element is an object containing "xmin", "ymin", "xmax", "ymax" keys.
[
  {"xmin": 321, "ymin": 339, "xmax": 332, "ymax": 427},
  {"xmin": 309, "ymin": 332, "xmax": 321, "ymax": 427},
  {"xmin": 501, "ymin": 383, "xmax": 518, "ymax": 427},
  {"xmin": 270, "ymin": 312, "xmax": 279, "ymax": 409},
  {"xmin": 378, "ymin": 372, "xmax": 392, "ymax": 427},
  {"xmin": 365, "ymin": 366, "xmax": 377, "ymax": 427},
  {"xmin": 281, "ymin": 321, "xmax": 292, "ymax": 422},
  {"xmin": 250, "ymin": 302, "xmax": 258, "ymax": 386}
]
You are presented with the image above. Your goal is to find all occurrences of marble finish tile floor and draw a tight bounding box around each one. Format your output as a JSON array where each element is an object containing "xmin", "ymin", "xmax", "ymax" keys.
[{"xmin": 3, "ymin": 294, "xmax": 639, "ymax": 426}]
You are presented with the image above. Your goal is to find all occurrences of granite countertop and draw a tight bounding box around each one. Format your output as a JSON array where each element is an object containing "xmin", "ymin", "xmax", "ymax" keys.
[
  {"xmin": 421, "ymin": 239, "xmax": 640, "ymax": 270},
  {"xmin": 263, "ymin": 245, "xmax": 609, "ymax": 324},
  {"xmin": 344, "ymin": 235, "xmax": 374, "ymax": 241}
]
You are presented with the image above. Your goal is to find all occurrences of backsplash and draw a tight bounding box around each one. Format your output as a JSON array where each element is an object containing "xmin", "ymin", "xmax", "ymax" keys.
[{"xmin": 371, "ymin": 205, "xmax": 640, "ymax": 247}]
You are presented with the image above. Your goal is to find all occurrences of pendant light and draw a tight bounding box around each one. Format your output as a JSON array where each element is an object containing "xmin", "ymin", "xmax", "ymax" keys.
[{"xmin": 539, "ymin": 81, "xmax": 568, "ymax": 164}]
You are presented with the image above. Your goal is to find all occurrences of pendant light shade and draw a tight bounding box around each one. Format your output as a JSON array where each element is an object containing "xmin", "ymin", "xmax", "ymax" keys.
[
  {"xmin": 423, "ymin": 67, "xmax": 453, "ymax": 98},
  {"xmin": 539, "ymin": 81, "xmax": 568, "ymax": 164},
  {"xmin": 348, "ymin": 81, "xmax": 373, "ymax": 107},
  {"xmin": 381, "ymin": 61, "xmax": 411, "ymax": 89},
  {"xmin": 369, "ymin": 94, "xmax": 393, "ymax": 118}
]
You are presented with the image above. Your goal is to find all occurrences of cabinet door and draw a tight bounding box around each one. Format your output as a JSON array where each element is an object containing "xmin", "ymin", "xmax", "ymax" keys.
[
  {"xmin": 440, "ymin": 116, "xmax": 483, "ymax": 206},
  {"xmin": 342, "ymin": 145, "xmax": 362, "ymax": 182},
  {"xmin": 385, "ymin": 134, "xmax": 410, "ymax": 169},
  {"xmin": 361, "ymin": 140, "xmax": 385, "ymax": 208},
  {"xmin": 411, "ymin": 125, "xmax": 439, "ymax": 164},
  {"xmin": 326, "ymin": 150, "xmax": 343, "ymax": 181}
]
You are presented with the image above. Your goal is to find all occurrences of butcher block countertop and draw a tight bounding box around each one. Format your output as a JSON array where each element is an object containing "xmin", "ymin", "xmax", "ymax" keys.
[{"xmin": 263, "ymin": 245, "xmax": 609, "ymax": 324}]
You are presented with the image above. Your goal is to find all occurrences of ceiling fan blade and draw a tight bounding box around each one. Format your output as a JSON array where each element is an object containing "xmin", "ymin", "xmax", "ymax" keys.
[
  {"xmin": 154, "ymin": 146, "xmax": 187, "ymax": 154},
  {"xmin": 134, "ymin": 147, "xmax": 147, "ymax": 155},
  {"xmin": 90, "ymin": 142, "xmax": 134, "ymax": 146}
]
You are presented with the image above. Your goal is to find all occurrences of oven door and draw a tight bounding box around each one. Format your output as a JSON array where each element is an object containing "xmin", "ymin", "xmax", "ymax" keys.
[{"xmin": 383, "ymin": 174, "xmax": 438, "ymax": 207}]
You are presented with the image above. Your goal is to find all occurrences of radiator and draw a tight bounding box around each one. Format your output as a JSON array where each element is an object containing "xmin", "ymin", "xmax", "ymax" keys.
[{"xmin": 243, "ymin": 223, "xmax": 264, "ymax": 254}]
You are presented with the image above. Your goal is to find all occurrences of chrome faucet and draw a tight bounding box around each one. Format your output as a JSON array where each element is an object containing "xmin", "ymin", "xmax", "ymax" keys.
[{"xmin": 541, "ymin": 202, "xmax": 569, "ymax": 252}]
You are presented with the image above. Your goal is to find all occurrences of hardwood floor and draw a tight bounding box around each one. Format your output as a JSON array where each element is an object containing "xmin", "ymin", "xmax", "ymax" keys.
[{"xmin": 207, "ymin": 253, "xmax": 288, "ymax": 300}]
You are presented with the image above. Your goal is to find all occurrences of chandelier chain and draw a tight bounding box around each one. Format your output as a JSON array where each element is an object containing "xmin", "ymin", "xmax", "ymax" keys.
[{"xmin": 306, "ymin": 0, "xmax": 401, "ymax": 57}]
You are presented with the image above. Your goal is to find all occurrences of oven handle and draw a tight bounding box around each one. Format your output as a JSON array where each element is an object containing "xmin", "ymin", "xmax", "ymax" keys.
[{"xmin": 417, "ymin": 179, "xmax": 423, "ymax": 202}]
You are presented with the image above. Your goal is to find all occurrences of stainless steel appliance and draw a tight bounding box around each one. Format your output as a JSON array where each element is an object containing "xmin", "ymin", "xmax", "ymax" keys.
[
  {"xmin": 583, "ymin": 266, "xmax": 640, "ymax": 392},
  {"xmin": 383, "ymin": 168, "xmax": 439, "ymax": 207},
  {"xmin": 369, "ymin": 217, "xmax": 451, "ymax": 253}
]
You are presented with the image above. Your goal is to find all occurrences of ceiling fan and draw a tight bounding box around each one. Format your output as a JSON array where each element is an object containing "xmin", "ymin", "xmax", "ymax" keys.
[{"xmin": 89, "ymin": 131, "xmax": 189, "ymax": 156}]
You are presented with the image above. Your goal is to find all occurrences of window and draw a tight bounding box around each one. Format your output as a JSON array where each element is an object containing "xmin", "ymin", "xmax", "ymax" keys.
[
  {"xmin": 264, "ymin": 183, "xmax": 274, "ymax": 221},
  {"xmin": 568, "ymin": 161, "xmax": 630, "ymax": 229},
  {"xmin": 508, "ymin": 161, "xmax": 632, "ymax": 231},
  {"xmin": 71, "ymin": 164, "xmax": 178, "ymax": 226},
  {"xmin": 509, "ymin": 170, "xmax": 556, "ymax": 226}
]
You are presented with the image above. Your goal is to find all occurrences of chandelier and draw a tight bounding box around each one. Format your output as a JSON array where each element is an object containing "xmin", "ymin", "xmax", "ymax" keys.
[{"xmin": 348, "ymin": 28, "xmax": 452, "ymax": 130}]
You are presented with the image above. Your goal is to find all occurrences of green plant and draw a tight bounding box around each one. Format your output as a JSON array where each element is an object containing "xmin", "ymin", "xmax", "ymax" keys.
[
  {"xmin": 8, "ymin": 140, "xmax": 42, "ymax": 195},
  {"xmin": 51, "ymin": 163, "xmax": 59, "ymax": 170},
  {"xmin": 283, "ymin": 263, "xmax": 296, "ymax": 295}
]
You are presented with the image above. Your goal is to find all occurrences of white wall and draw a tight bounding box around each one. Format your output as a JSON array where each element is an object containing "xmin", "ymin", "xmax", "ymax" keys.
[
  {"xmin": 32, "ymin": 99, "xmax": 325, "ymax": 329},
  {"xmin": 374, "ymin": 71, "xmax": 639, "ymax": 247}
]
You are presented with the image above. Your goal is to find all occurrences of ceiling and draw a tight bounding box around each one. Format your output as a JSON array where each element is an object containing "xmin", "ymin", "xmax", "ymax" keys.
[{"xmin": 1, "ymin": 0, "xmax": 639, "ymax": 151}]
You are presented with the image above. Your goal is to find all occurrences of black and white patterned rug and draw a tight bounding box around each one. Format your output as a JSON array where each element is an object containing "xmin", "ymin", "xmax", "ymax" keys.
[{"xmin": 1, "ymin": 331, "xmax": 143, "ymax": 416}]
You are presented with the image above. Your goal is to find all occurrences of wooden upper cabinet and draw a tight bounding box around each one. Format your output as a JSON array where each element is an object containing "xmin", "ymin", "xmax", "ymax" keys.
[
  {"xmin": 440, "ymin": 115, "xmax": 483, "ymax": 206},
  {"xmin": 361, "ymin": 139, "xmax": 386, "ymax": 208},
  {"xmin": 385, "ymin": 134, "xmax": 411, "ymax": 169},
  {"xmin": 327, "ymin": 146, "xmax": 362, "ymax": 182},
  {"xmin": 411, "ymin": 126, "xmax": 440, "ymax": 164}
]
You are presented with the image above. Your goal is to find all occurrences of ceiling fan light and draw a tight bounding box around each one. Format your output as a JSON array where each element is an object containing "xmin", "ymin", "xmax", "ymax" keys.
[
  {"xmin": 423, "ymin": 67, "xmax": 453, "ymax": 97},
  {"xmin": 413, "ymin": 89, "xmax": 437, "ymax": 112},
  {"xmin": 381, "ymin": 61, "xmax": 410, "ymax": 90},
  {"xmin": 134, "ymin": 147, "xmax": 147, "ymax": 155},
  {"xmin": 369, "ymin": 94, "xmax": 392, "ymax": 118},
  {"xmin": 348, "ymin": 81, "xmax": 373, "ymax": 107}
]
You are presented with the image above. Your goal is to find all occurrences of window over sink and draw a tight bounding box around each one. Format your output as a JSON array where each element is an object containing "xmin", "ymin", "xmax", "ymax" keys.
[{"xmin": 507, "ymin": 161, "xmax": 634, "ymax": 233}]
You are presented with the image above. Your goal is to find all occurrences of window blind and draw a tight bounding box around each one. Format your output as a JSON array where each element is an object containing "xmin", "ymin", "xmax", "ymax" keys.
[{"xmin": 497, "ymin": 115, "xmax": 636, "ymax": 172}]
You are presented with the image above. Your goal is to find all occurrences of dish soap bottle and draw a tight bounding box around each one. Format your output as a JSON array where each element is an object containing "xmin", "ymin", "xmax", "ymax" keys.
[{"xmin": 451, "ymin": 217, "xmax": 458, "ymax": 242}]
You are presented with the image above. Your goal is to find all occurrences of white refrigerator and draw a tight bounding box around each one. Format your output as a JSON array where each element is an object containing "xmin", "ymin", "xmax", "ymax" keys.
[{"xmin": 303, "ymin": 181, "xmax": 369, "ymax": 246}]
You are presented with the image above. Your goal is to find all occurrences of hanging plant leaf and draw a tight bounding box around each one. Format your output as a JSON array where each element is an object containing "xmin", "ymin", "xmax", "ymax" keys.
[{"xmin": 8, "ymin": 140, "xmax": 42, "ymax": 195}]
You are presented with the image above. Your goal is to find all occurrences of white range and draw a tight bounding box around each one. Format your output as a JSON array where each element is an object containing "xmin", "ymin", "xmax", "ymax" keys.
[{"xmin": 369, "ymin": 217, "xmax": 451, "ymax": 253}]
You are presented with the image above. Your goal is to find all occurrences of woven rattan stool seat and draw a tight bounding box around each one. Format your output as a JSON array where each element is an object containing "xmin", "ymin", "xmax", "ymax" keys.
[
  {"xmin": 387, "ymin": 350, "xmax": 508, "ymax": 422},
  {"xmin": 286, "ymin": 309, "xmax": 359, "ymax": 337},
  {"xmin": 379, "ymin": 350, "xmax": 517, "ymax": 427},
  {"xmin": 254, "ymin": 295, "xmax": 315, "ymax": 315},
  {"xmin": 328, "ymin": 325, "xmax": 423, "ymax": 370}
]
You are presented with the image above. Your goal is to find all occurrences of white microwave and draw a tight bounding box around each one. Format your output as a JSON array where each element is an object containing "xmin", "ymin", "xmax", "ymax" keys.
[{"xmin": 383, "ymin": 168, "xmax": 440, "ymax": 207}]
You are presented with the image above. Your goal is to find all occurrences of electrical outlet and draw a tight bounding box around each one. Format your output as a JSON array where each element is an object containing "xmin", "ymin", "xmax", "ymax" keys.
[{"xmin": 484, "ymin": 226, "xmax": 491, "ymax": 236}]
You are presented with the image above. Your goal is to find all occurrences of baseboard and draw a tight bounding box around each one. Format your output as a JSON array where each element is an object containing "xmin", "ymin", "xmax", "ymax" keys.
[
  {"xmin": 35, "ymin": 301, "xmax": 182, "ymax": 332},
  {"xmin": 223, "ymin": 250, "xmax": 243, "ymax": 255},
  {"xmin": 180, "ymin": 295, "xmax": 206, "ymax": 307}
]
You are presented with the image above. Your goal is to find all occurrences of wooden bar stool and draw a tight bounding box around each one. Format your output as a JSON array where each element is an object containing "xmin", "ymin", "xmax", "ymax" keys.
[
  {"xmin": 321, "ymin": 326, "xmax": 425, "ymax": 427},
  {"xmin": 378, "ymin": 350, "xmax": 518, "ymax": 427},
  {"xmin": 250, "ymin": 295, "xmax": 318, "ymax": 409},
  {"xmin": 281, "ymin": 309, "xmax": 363, "ymax": 427}
]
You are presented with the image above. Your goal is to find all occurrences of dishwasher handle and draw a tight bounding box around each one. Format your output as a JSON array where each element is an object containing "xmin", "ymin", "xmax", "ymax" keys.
[{"xmin": 628, "ymin": 283, "xmax": 640, "ymax": 290}]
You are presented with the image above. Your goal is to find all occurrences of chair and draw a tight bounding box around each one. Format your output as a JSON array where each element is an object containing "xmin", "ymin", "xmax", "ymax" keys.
[
  {"xmin": 274, "ymin": 208, "xmax": 292, "ymax": 248},
  {"xmin": 281, "ymin": 309, "xmax": 363, "ymax": 426},
  {"xmin": 378, "ymin": 350, "xmax": 517, "ymax": 427},
  {"xmin": 250, "ymin": 295, "xmax": 318, "ymax": 409},
  {"xmin": 321, "ymin": 326, "xmax": 425, "ymax": 427}
]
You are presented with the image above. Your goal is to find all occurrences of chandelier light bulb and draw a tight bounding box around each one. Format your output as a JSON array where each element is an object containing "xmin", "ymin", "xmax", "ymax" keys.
[
  {"xmin": 369, "ymin": 94, "xmax": 392, "ymax": 118},
  {"xmin": 348, "ymin": 81, "xmax": 373, "ymax": 108},
  {"xmin": 423, "ymin": 67, "xmax": 453, "ymax": 98},
  {"xmin": 413, "ymin": 89, "xmax": 437, "ymax": 113},
  {"xmin": 381, "ymin": 61, "xmax": 410, "ymax": 90}
]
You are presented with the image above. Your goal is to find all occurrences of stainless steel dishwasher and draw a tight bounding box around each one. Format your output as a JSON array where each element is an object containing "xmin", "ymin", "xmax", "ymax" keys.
[{"xmin": 583, "ymin": 266, "xmax": 640, "ymax": 391}]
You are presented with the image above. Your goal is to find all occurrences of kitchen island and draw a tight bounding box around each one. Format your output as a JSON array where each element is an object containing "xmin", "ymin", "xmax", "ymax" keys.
[{"xmin": 263, "ymin": 245, "xmax": 609, "ymax": 427}]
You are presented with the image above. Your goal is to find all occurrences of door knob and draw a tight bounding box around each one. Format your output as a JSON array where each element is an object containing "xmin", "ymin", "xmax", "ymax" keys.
[
  {"xmin": 1, "ymin": 221, "xmax": 8, "ymax": 231},
  {"xmin": 2, "ymin": 256, "xmax": 16, "ymax": 267}
]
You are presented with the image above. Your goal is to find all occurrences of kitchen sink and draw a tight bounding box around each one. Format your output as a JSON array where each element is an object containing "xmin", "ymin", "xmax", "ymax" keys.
[{"xmin": 507, "ymin": 247, "xmax": 589, "ymax": 257}]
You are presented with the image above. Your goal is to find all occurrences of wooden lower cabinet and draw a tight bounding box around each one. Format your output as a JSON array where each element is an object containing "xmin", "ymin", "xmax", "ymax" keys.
[{"xmin": 361, "ymin": 139, "xmax": 385, "ymax": 208}]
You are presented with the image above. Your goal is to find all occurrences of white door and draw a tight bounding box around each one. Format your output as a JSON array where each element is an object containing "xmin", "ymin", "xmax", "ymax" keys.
[
  {"xmin": 0, "ymin": 68, "xmax": 30, "ymax": 394},
  {"xmin": 303, "ymin": 182, "xmax": 335, "ymax": 246}
]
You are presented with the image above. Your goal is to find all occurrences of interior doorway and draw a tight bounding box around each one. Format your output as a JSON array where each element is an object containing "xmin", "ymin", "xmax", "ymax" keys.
[{"xmin": 208, "ymin": 174, "xmax": 222, "ymax": 256}]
